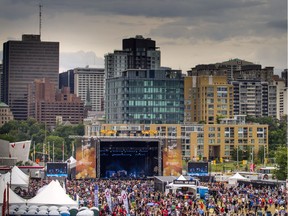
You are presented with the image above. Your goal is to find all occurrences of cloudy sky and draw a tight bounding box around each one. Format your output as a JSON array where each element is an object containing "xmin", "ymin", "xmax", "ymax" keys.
[{"xmin": 0, "ymin": 0, "xmax": 287, "ymax": 74}]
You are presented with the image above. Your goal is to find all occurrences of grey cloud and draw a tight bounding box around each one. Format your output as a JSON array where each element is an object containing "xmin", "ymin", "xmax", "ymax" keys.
[
  {"xmin": 266, "ymin": 20, "xmax": 287, "ymax": 31},
  {"xmin": 1, "ymin": 0, "xmax": 285, "ymax": 42}
]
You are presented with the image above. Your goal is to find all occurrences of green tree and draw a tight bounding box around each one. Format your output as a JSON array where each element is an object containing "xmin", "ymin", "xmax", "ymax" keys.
[{"xmin": 274, "ymin": 147, "xmax": 287, "ymax": 180}]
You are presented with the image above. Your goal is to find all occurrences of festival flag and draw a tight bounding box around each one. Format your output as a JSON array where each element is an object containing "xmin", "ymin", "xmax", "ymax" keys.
[
  {"xmin": 94, "ymin": 184, "xmax": 99, "ymax": 207},
  {"xmin": 105, "ymin": 188, "xmax": 112, "ymax": 212},
  {"xmin": 62, "ymin": 141, "xmax": 65, "ymax": 162},
  {"xmin": 22, "ymin": 143, "xmax": 25, "ymax": 149},
  {"xmin": 121, "ymin": 190, "xmax": 129, "ymax": 213},
  {"xmin": 10, "ymin": 143, "xmax": 15, "ymax": 148},
  {"xmin": 33, "ymin": 141, "xmax": 36, "ymax": 162}
]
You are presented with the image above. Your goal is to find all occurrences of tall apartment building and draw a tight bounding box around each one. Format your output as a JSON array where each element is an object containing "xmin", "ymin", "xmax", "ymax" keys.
[
  {"xmin": 0, "ymin": 102, "xmax": 14, "ymax": 127},
  {"xmin": 188, "ymin": 59, "xmax": 277, "ymax": 118},
  {"xmin": 2, "ymin": 34, "xmax": 59, "ymax": 120},
  {"xmin": 105, "ymin": 35, "xmax": 160, "ymax": 78},
  {"xmin": 59, "ymin": 69, "xmax": 74, "ymax": 93},
  {"xmin": 184, "ymin": 75, "xmax": 234, "ymax": 124},
  {"xmin": 231, "ymin": 80, "xmax": 277, "ymax": 118},
  {"xmin": 106, "ymin": 69, "xmax": 184, "ymax": 124},
  {"xmin": 74, "ymin": 67, "xmax": 105, "ymax": 112},
  {"xmin": 28, "ymin": 78, "xmax": 84, "ymax": 128},
  {"xmin": 188, "ymin": 58, "xmax": 274, "ymax": 82},
  {"xmin": 272, "ymin": 75, "xmax": 287, "ymax": 119}
]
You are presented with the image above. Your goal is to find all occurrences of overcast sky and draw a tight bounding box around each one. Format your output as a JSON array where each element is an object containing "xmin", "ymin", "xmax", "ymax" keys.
[{"xmin": 0, "ymin": 0, "xmax": 287, "ymax": 74}]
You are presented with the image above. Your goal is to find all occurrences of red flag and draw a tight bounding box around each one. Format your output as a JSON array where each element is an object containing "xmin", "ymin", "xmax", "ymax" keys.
[
  {"xmin": 10, "ymin": 143, "xmax": 15, "ymax": 148},
  {"xmin": 23, "ymin": 143, "xmax": 25, "ymax": 149},
  {"xmin": 9, "ymin": 153, "xmax": 11, "ymax": 158}
]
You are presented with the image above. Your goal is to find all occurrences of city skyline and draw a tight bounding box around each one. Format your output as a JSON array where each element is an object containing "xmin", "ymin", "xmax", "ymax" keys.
[{"xmin": 0, "ymin": 0, "xmax": 287, "ymax": 74}]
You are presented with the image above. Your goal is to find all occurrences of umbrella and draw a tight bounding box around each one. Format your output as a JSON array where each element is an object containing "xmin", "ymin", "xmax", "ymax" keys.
[
  {"xmin": 29, "ymin": 205, "xmax": 38, "ymax": 210},
  {"xmin": 38, "ymin": 209, "xmax": 48, "ymax": 215},
  {"xmin": 49, "ymin": 210, "xmax": 60, "ymax": 216},
  {"xmin": 76, "ymin": 209, "xmax": 93, "ymax": 216},
  {"xmin": 27, "ymin": 209, "xmax": 37, "ymax": 215},
  {"xmin": 59, "ymin": 206, "xmax": 69, "ymax": 212},
  {"xmin": 60, "ymin": 210, "xmax": 71, "ymax": 216},
  {"xmin": 49, "ymin": 206, "xmax": 59, "ymax": 211},
  {"xmin": 15, "ymin": 209, "xmax": 27, "ymax": 215},
  {"xmin": 39, "ymin": 206, "xmax": 49, "ymax": 211}
]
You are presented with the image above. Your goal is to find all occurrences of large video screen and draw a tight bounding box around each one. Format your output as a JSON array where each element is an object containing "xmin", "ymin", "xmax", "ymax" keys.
[
  {"xmin": 187, "ymin": 162, "xmax": 208, "ymax": 176},
  {"xmin": 100, "ymin": 141, "xmax": 159, "ymax": 178},
  {"xmin": 46, "ymin": 162, "xmax": 68, "ymax": 177}
]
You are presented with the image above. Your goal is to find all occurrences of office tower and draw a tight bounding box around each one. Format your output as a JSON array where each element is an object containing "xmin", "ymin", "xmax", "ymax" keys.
[
  {"xmin": 106, "ymin": 69, "xmax": 184, "ymax": 124},
  {"xmin": 28, "ymin": 78, "xmax": 84, "ymax": 128},
  {"xmin": 105, "ymin": 35, "xmax": 160, "ymax": 78},
  {"xmin": 184, "ymin": 75, "xmax": 234, "ymax": 124},
  {"xmin": 59, "ymin": 69, "xmax": 75, "ymax": 93},
  {"xmin": 2, "ymin": 34, "xmax": 59, "ymax": 120},
  {"xmin": 281, "ymin": 69, "xmax": 288, "ymax": 87},
  {"xmin": 0, "ymin": 64, "xmax": 2, "ymax": 100},
  {"xmin": 74, "ymin": 67, "xmax": 105, "ymax": 112}
]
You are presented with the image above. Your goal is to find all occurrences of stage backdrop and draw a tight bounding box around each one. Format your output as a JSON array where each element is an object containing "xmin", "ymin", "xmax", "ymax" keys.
[
  {"xmin": 75, "ymin": 138, "xmax": 96, "ymax": 179},
  {"xmin": 163, "ymin": 139, "xmax": 182, "ymax": 176}
]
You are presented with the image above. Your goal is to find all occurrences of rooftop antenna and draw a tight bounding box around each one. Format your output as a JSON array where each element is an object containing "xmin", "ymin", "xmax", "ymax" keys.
[{"xmin": 39, "ymin": 3, "xmax": 43, "ymax": 38}]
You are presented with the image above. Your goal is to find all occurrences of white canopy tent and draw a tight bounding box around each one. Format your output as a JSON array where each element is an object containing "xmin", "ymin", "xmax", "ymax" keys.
[
  {"xmin": 0, "ymin": 175, "xmax": 26, "ymax": 205},
  {"xmin": 166, "ymin": 175, "xmax": 197, "ymax": 194},
  {"xmin": 27, "ymin": 180, "xmax": 78, "ymax": 207},
  {"xmin": 2, "ymin": 171, "xmax": 28, "ymax": 187},
  {"xmin": 228, "ymin": 172, "xmax": 248, "ymax": 185},
  {"xmin": 66, "ymin": 156, "xmax": 77, "ymax": 169},
  {"xmin": 11, "ymin": 166, "xmax": 29, "ymax": 184}
]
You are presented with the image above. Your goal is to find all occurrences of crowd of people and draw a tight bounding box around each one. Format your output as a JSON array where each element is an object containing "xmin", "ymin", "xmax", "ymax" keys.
[{"xmin": 20, "ymin": 177, "xmax": 288, "ymax": 216}]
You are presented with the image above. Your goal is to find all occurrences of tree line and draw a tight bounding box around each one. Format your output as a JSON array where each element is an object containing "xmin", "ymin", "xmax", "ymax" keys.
[{"xmin": 0, "ymin": 118, "xmax": 84, "ymax": 162}]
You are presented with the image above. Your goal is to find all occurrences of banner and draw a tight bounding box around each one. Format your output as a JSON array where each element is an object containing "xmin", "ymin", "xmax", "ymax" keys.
[
  {"xmin": 75, "ymin": 138, "xmax": 96, "ymax": 179},
  {"xmin": 94, "ymin": 184, "xmax": 99, "ymax": 207},
  {"xmin": 121, "ymin": 190, "xmax": 129, "ymax": 213},
  {"xmin": 163, "ymin": 139, "xmax": 182, "ymax": 176},
  {"xmin": 250, "ymin": 164, "xmax": 255, "ymax": 172},
  {"xmin": 105, "ymin": 188, "xmax": 112, "ymax": 212}
]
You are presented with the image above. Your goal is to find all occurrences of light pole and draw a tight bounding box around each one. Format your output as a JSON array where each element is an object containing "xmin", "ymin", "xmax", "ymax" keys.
[
  {"xmin": 237, "ymin": 145, "xmax": 239, "ymax": 170},
  {"xmin": 263, "ymin": 145, "xmax": 266, "ymax": 166}
]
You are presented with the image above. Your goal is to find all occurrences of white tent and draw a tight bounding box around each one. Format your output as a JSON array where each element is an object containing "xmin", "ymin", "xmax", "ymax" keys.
[
  {"xmin": 66, "ymin": 156, "xmax": 77, "ymax": 169},
  {"xmin": 228, "ymin": 172, "xmax": 248, "ymax": 185},
  {"xmin": 27, "ymin": 180, "xmax": 78, "ymax": 207},
  {"xmin": 3, "ymin": 172, "xmax": 28, "ymax": 187},
  {"xmin": 176, "ymin": 175, "xmax": 186, "ymax": 180},
  {"xmin": 166, "ymin": 175, "xmax": 197, "ymax": 194},
  {"xmin": 0, "ymin": 175, "xmax": 26, "ymax": 205},
  {"xmin": 11, "ymin": 166, "xmax": 29, "ymax": 184}
]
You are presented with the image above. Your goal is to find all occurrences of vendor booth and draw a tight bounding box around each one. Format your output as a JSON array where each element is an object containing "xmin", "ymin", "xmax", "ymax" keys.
[
  {"xmin": 165, "ymin": 175, "xmax": 199, "ymax": 195},
  {"xmin": 228, "ymin": 172, "xmax": 248, "ymax": 185}
]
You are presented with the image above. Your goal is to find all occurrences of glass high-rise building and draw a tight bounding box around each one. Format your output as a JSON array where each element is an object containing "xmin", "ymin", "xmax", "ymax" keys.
[
  {"xmin": 106, "ymin": 69, "xmax": 184, "ymax": 124},
  {"xmin": 2, "ymin": 34, "xmax": 59, "ymax": 120}
]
